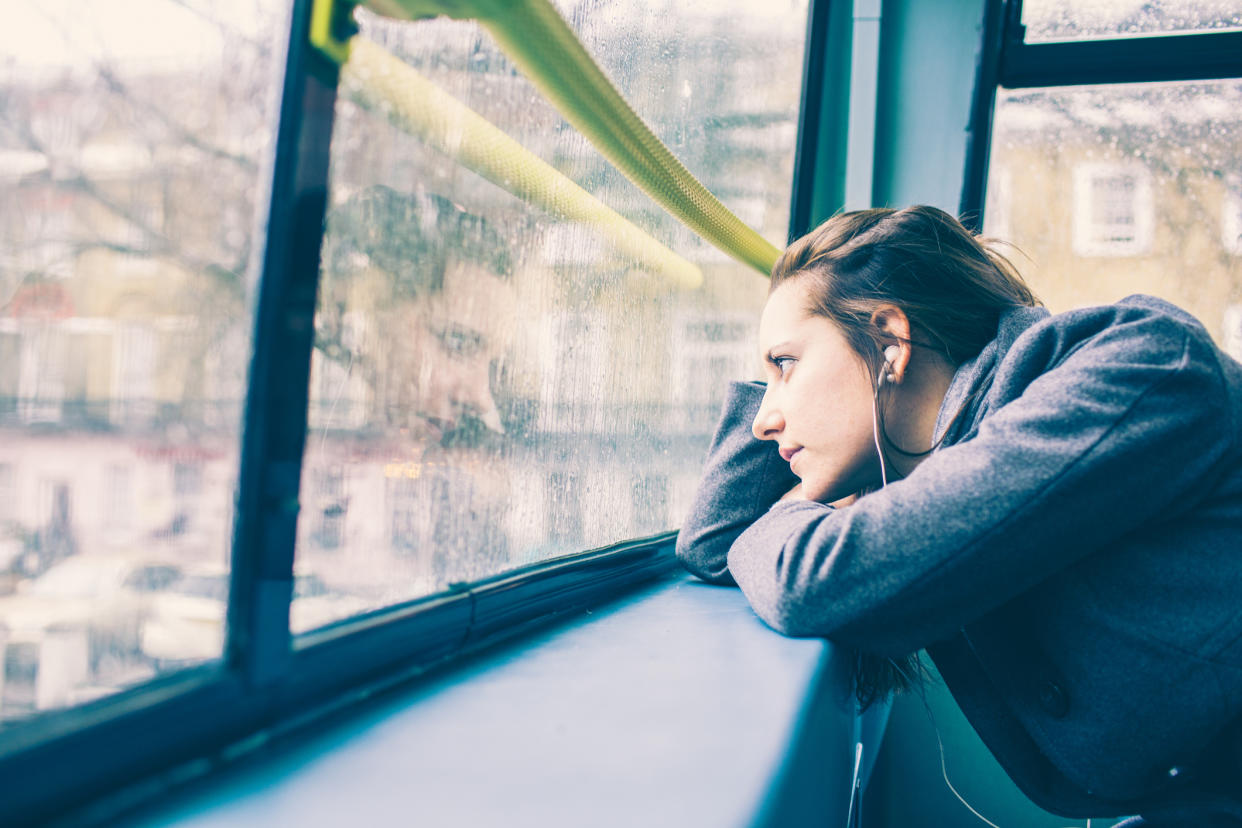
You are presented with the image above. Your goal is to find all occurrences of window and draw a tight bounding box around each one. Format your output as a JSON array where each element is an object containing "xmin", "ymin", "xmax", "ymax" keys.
[
  {"xmin": 18, "ymin": 325, "xmax": 66, "ymax": 424},
  {"xmin": 1072, "ymin": 162, "xmax": 1153, "ymax": 256},
  {"xmin": 546, "ymin": 471, "xmax": 584, "ymax": 550},
  {"xmin": 294, "ymin": 1, "xmax": 807, "ymax": 629},
  {"xmin": 0, "ymin": 0, "xmax": 278, "ymax": 724},
  {"xmin": 308, "ymin": 311, "xmax": 370, "ymax": 430},
  {"xmin": 4, "ymin": 187, "xmax": 76, "ymax": 280},
  {"xmin": 1224, "ymin": 177, "xmax": 1242, "ymax": 255},
  {"xmin": 982, "ymin": 166, "xmax": 1012, "ymax": 242},
  {"xmin": 103, "ymin": 464, "xmax": 132, "ymax": 533},
  {"xmin": 630, "ymin": 472, "xmax": 669, "ymax": 536},
  {"xmin": 1224, "ymin": 305, "xmax": 1242, "ymax": 362},
  {"xmin": 1020, "ymin": 0, "xmax": 1242, "ymax": 42},
  {"xmin": 0, "ymin": 0, "xmax": 810, "ymax": 816},
  {"xmin": 386, "ymin": 475, "xmax": 421, "ymax": 555},
  {"xmin": 541, "ymin": 223, "xmax": 604, "ymax": 267},
  {"xmin": 172, "ymin": 462, "xmax": 203, "ymax": 498},
  {"xmin": 672, "ymin": 312, "xmax": 758, "ymax": 432},
  {"xmin": 535, "ymin": 311, "xmax": 613, "ymax": 433},
  {"xmin": 309, "ymin": 465, "xmax": 347, "ymax": 551},
  {"xmin": 110, "ymin": 324, "xmax": 157, "ymax": 427},
  {"xmin": 986, "ymin": 80, "xmax": 1242, "ymax": 348},
  {"xmin": 0, "ymin": 465, "xmax": 11, "ymax": 522}
]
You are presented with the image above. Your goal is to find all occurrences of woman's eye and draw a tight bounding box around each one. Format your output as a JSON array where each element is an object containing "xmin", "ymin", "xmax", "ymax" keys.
[
  {"xmin": 433, "ymin": 325, "xmax": 485, "ymax": 359},
  {"xmin": 774, "ymin": 356, "xmax": 795, "ymax": 376}
]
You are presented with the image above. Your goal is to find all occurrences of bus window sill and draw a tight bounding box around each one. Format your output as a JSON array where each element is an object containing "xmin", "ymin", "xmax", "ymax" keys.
[{"xmin": 126, "ymin": 573, "xmax": 881, "ymax": 828}]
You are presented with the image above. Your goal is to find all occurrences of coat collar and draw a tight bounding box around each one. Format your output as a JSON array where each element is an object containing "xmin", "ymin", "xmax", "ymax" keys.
[{"xmin": 932, "ymin": 305, "xmax": 1049, "ymax": 448}]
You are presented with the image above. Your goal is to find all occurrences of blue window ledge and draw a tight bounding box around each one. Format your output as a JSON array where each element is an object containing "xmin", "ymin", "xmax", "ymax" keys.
[{"xmin": 126, "ymin": 574, "xmax": 887, "ymax": 828}]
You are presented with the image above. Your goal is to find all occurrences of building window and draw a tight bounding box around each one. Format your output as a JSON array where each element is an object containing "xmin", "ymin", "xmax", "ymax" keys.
[
  {"xmin": 1224, "ymin": 305, "xmax": 1242, "ymax": 363},
  {"xmin": 308, "ymin": 311, "xmax": 369, "ymax": 431},
  {"xmin": 104, "ymin": 464, "xmax": 132, "ymax": 532},
  {"xmin": 982, "ymin": 166, "xmax": 1012, "ymax": 241},
  {"xmin": 540, "ymin": 223, "xmax": 602, "ymax": 268},
  {"xmin": 18, "ymin": 325, "xmax": 65, "ymax": 425},
  {"xmin": 386, "ymin": 472, "xmax": 449, "ymax": 556},
  {"xmin": 172, "ymin": 462, "xmax": 203, "ymax": 498},
  {"xmin": 0, "ymin": 463, "xmax": 13, "ymax": 524},
  {"xmin": 671, "ymin": 312, "xmax": 756, "ymax": 431},
  {"xmin": 546, "ymin": 471, "xmax": 583, "ymax": 548},
  {"xmin": 1072, "ymin": 162, "xmax": 1153, "ymax": 256},
  {"xmin": 535, "ymin": 312, "xmax": 611, "ymax": 433},
  {"xmin": 111, "ymin": 325, "xmax": 157, "ymax": 427},
  {"xmin": 311, "ymin": 466, "xmax": 347, "ymax": 550},
  {"xmin": 630, "ymin": 473, "xmax": 668, "ymax": 535},
  {"xmin": 387, "ymin": 476, "xmax": 421, "ymax": 554},
  {"xmin": 1224, "ymin": 178, "xmax": 1242, "ymax": 256}
]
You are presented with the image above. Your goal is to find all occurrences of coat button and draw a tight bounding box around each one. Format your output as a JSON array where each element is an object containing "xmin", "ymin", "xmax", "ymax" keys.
[{"xmin": 1038, "ymin": 681, "xmax": 1070, "ymax": 718}]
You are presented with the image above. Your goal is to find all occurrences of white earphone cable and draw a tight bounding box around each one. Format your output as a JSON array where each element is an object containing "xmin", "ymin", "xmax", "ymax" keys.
[
  {"xmin": 932, "ymin": 719, "xmax": 1003, "ymax": 828},
  {"xmin": 871, "ymin": 391, "xmax": 888, "ymax": 489}
]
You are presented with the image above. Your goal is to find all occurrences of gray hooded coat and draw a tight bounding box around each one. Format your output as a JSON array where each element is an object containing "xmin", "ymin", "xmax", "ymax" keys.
[{"xmin": 676, "ymin": 295, "xmax": 1242, "ymax": 826}]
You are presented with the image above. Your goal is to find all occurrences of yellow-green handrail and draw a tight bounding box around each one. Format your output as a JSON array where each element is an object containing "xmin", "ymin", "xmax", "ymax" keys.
[
  {"xmin": 361, "ymin": 0, "xmax": 783, "ymax": 277},
  {"xmin": 343, "ymin": 37, "xmax": 702, "ymax": 289}
]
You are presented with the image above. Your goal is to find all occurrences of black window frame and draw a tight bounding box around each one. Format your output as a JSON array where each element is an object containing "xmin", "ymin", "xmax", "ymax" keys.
[{"xmin": 959, "ymin": 0, "xmax": 1242, "ymax": 229}]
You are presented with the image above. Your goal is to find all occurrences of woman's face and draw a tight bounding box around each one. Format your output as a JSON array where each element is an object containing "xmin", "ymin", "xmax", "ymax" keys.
[
  {"xmin": 396, "ymin": 260, "xmax": 517, "ymax": 448},
  {"xmin": 752, "ymin": 278, "xmax": 881, "ymax": 502}
]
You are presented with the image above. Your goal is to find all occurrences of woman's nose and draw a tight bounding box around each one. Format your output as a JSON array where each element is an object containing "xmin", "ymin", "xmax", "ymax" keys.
[
  {"xmin": 456, "ymin": 364, "xmax": 505, "ymax": 434},
  {"xmin": 473, "ymin": 390, "xmax": 505, "ymax": 434},
  {"xmin": 751, "ymin": 397, "xmax": 783, "ymax": 441}
]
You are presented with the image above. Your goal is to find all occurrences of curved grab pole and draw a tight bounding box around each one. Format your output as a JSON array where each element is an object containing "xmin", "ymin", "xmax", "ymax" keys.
[
  {"xmin": 343, "ymin": 37, "xmax": 703, "ymax": 289},
  {"xmin": 362, "ymin": 0, "xmax": 783, "ymax": 277}
]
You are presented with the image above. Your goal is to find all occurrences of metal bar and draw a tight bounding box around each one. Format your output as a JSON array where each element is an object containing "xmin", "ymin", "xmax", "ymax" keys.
[
  {"xmin": 844, "ymin": 0, "xmax": 882, "ymax": 211},
  {"xmin": 365, "ymin": 0, "xmax": 783, "ymax": 276},
  {"xmin": 789, "ymin": 0, "xmax": 833, "ymax": 243},
  {"xmin": 958, "ymin": 0, "xmax": 1006, "ymax": 232},
  {"xmin": 342, "ymin": 38, "xmax": 702, "ymax": 289},
  {"xmin": 227, "ymin": 0, "xmax": 341, "ymax": 688},
  {"xmin": 1000, "ymin": 29, "xmax": 1242, "ymax": 89}
]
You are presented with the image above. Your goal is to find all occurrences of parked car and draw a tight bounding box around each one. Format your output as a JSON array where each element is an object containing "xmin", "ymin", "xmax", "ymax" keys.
[
  {"xmin": 140, "ymin": 569, "xmax": 370, "ymax": 666},
  {"xmin": 0, "ymin": 554, "xmax": 182, "ymax": 717}
]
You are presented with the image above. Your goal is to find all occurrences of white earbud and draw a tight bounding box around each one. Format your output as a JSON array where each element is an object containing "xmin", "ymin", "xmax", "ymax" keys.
[{"xmin": 877, "ymin": 345, "xmax": 900, "ymax": 386}]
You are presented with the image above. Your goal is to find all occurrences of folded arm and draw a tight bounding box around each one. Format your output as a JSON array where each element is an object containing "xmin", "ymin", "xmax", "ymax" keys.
[
  {"xmin": 675, "ymin": 381, "xmax": 800, "ymax": 584},
  {"xmin": 728, "ymin": 317, "xmax": 1232, "ymax": 656}
]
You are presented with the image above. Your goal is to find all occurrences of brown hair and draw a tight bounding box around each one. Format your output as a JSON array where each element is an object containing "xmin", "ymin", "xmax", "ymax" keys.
[
  {"xmin": 771, "ymin": 206, "xmax": 1038, "ymax": 708},
  {"xmin": 771, "ymin": 205, "xmax": 1038, "ymax": 381}
]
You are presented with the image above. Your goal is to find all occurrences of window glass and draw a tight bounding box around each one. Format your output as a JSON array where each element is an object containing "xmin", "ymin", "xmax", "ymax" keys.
[
  {"xmin": 293, "ymin": 0, "xmax": 807, "ymax": 631},
  {"xmin": 1224, "ymin": 176, "xmax": 1242, "ymax": 255},
  {"xmin": 984, "ymin": 80, "xmax": 1242, "ymax": 361},
  {"xmin": 0, "ymin": 1, "xmax": 283, "ymax": 721},
  {"xmin": 1021, "ymin": 0, "xmax": 1242, "ymax": 42}
]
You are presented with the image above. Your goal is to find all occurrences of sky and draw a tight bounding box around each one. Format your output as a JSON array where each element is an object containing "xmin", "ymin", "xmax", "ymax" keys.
[
  {"xmin": 2, "ymin": 0, "xmax": 1238, "ymax": 73},
  {"xmin": 0, "ymin": 0, "xmax": 281, "ymax": 71},
  {"xmin": 0, "ymin": 0, "xmax": 808, "ymax": 72}
]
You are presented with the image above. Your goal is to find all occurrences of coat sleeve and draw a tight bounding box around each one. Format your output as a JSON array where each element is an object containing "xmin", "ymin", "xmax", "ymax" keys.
[
  {"xmin": 727, "ymin": 314, "xmax": 1235, "ymax": 656},
  {"xmin": 675, "ymin": 381, "xmax": 800, "ymax": 584}
]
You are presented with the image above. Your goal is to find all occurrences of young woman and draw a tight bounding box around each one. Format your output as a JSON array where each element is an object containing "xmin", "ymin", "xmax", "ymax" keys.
[{"xmin": 676, "ymin": 206, "xmax": 1242, "ymax": 827}]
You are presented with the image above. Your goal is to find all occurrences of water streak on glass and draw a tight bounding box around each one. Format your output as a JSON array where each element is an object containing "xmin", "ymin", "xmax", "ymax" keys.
[
  {"xmin": 293, "ymin": 0, "xmax": 808, "ymax": 630},
  {"xmin": 1021, "ymin": 0, "xmax": 1242, "ymax": 42},
  {"xmin": 984, "ymin": 80, "xmax": 1242, "ymax": 358},
  {"xmin": 0, "ymin": 0, "xmax": 283, "ymax": 722}
]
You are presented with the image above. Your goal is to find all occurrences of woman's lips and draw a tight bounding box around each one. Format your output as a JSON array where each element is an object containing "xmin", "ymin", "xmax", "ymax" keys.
[
  {"xmin": 779, "ymin": 446, "xmax": 802, "ymax": 464},
  {"xmin": 411, "ymin": 415, "xmax": 456, "ymax": 446}
]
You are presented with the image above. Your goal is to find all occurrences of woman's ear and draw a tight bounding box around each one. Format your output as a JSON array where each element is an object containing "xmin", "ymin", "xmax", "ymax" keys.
[{"xmin": 870, "ymin": 305, "xmax": 913, "ymax": 383}]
